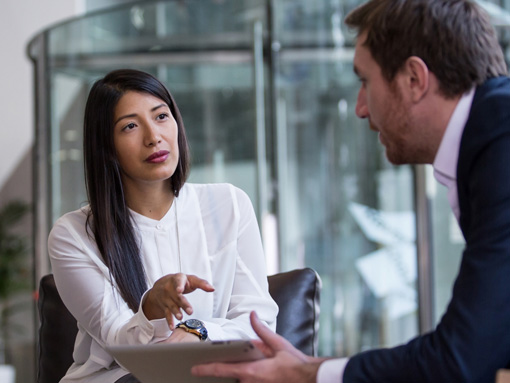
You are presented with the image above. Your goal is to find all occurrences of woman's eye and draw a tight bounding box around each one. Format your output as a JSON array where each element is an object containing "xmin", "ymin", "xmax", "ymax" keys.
[
  {"xmin": 157, "ymin": 113, "xmax": 169, "ymax": 121},
  {"xmin": 123, "ymin": 122, "xmax": 136, "ymax": 131}
]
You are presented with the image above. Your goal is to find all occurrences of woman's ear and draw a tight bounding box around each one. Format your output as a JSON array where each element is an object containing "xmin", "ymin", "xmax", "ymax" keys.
[{"xmin": 402, "ymin": 56, "xmax": 430, "ymax": 103}]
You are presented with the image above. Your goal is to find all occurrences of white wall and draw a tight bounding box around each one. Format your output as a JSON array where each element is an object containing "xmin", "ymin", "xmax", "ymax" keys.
[{"xmin": 0, "ymin": 0, "xmax": 83, "ymax": 190}]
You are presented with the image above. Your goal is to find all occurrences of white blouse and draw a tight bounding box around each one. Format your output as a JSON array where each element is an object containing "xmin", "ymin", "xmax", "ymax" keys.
[{"xmin": 48, "ymin": 183, "xmax": 278, "ymax": 383}]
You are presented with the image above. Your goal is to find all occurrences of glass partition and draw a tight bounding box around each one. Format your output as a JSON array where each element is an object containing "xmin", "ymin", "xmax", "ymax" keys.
[
  {"xmin": 29, "ymin": 0, "xmax": 420, "ymax": 359},
  {"xmin": 43, "ymin": 0, "xmax": 268, "ymax": 226},
  {"xmin": 271, "ymin": 0, "xmax": 417, "ymax": 354},
  {"xmin": 31, "ymin": 0, "xmax": 510, "ymax": 362}
]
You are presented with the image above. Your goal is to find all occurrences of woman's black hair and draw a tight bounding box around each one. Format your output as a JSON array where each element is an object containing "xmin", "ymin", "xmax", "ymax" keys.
[{"xmin": 83, "ymin": 69, "xmax": 190, "ymax": 311}]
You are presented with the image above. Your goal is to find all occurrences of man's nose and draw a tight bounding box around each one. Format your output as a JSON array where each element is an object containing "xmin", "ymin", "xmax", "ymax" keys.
[{"xmin": 355, "ymin": 88, "xmax": 369, "ymax": 119}]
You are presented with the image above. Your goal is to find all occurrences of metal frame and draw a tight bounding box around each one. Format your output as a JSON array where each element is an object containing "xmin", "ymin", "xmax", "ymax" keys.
[
  {"xmin": 414, "ymin": 164, "xmax": 435, "ymax": 333},
  {"xmin": 28, "ymin": 32, "xmax": 52, "ymax": 289}
]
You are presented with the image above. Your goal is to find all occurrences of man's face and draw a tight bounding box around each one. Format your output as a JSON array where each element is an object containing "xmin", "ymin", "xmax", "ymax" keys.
[{"xmin": 353, "ymin": 33, "xmax": 418, "ymax": 165}]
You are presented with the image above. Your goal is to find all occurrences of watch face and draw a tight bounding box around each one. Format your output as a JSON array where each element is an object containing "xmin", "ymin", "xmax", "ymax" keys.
[{"xmin": 185, "ymin": 319, "xmax": 203, "ymax": 329}]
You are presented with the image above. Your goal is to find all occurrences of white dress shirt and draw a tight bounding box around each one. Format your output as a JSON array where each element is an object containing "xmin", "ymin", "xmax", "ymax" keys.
[
  {"xmin": 48, "ymin": 183, "xmax": 278, "ymax": 383},
  {"xmin": 316, "ymin": 88, "xmax": 475, "ymax": 383}
]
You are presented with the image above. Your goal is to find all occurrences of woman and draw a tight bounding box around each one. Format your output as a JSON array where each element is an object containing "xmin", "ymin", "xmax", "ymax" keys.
[{"xmin": 48, "ymin": 69, "xmax": 278, "ymax": 383}]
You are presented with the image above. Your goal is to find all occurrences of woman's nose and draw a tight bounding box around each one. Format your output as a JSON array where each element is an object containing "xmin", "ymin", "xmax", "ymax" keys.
[{"xmin": 144, "ymin": 123, "xmax": 162, "ymax": 146}]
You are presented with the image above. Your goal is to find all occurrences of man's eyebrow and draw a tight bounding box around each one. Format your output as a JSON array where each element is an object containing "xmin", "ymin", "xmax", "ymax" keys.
[{"xmin": 114, "ymin": 103, "xmax": 168, "ymax": 125}]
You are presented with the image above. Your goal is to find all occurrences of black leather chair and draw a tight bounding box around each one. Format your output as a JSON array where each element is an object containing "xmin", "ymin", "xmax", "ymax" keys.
[{"xmin": 37, "ymin": 268, "xmax": 321, "ymax": 383}]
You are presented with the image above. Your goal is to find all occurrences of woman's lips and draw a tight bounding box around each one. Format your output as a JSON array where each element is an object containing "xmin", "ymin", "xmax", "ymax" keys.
[{"xmin": 145, "ymin": 150, "xmax": 170, "ymax": 163}]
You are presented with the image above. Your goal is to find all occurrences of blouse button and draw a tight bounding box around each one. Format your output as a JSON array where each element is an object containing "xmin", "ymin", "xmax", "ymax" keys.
[{"xmin": 156, "ymin": 224, "xmax": 163, "ymax": 230}]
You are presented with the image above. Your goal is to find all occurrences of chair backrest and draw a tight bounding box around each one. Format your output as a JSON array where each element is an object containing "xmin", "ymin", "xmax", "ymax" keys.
[
  {"xmin": 37, "ymin": 274, "xmax": 77, "ymax": 383},
  {"xmin": 37, "ymin": 268, "xmax": 321, "ymax": 383},
  {"xmin": 267, "ymin": 268, "xmax": 321, "ymax": 356}
]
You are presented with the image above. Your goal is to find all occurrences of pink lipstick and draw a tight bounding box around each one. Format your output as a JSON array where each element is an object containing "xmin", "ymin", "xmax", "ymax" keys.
[{"xmin": 145, "ymin": 150, "xmax": 169, "ymax": 163}]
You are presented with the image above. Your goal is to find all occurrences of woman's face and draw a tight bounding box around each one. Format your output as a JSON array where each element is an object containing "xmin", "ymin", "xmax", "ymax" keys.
[{"xmin": 113, "ymin": 91, "xmax": 179, "ymax": 191}]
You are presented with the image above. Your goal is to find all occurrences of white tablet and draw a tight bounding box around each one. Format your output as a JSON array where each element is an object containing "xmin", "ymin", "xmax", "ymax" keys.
[{"xmin": 107, "ymin": 340, "xmax": 264, "ymax": 383}]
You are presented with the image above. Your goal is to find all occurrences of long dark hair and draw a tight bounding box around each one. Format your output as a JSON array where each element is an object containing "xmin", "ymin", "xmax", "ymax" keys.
[{"xmin": 83, "ymin": 69, "xmax": 190, "ymax": 311}]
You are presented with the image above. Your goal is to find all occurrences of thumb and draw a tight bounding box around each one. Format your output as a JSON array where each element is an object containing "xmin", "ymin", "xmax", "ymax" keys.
[{"xmin": 250, "ymin": 311, "xmax": 294, "ymax": 352}]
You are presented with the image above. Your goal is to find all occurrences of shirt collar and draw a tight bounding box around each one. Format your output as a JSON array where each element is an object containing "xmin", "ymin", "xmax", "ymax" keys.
[
  {"xmin": 433, "ymin": 87, "xmax": 475, "ymax": 185},
  {"xmin": 129, "ymin": 200, "xmax": 177, "ymax": 231}
]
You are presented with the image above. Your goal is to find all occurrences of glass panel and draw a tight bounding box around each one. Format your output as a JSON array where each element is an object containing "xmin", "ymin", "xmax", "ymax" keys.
[
  {"xmin": 272, "ymin": 0, "xmax": 359, "ymax": 47},
  {"xmin": 46, "ymin": 0, "xmax": 267, "ymax": 225},
  {"xmin": 273, "ymin": 0, "xmax": 418, "ymax": 357},
  {"xmin": 167, "ymin": 62, "xmax": 262, "ymax": 211},
  {"xmin": 48, "ymin": 0, "xmax": 266, "ymax": 57},
  {"xmin": 44, "ymin": 0, "xmax": 420, "ymax": 361},
  {"xmin": 49, "ymin": 58, "xmax": 263, "ymax": 223},
  {"xmin": 50, "ymin": 73, "xmax": 89, "ymax": 221},
  {"xmin": 25, "ymin": 1, "xmax": 510, "ymax": 382}
]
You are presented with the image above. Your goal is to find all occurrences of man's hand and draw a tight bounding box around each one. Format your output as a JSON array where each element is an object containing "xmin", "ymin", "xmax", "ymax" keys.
[
  {"xmin": 191, "ymin": 311, "xmax": 325, "ymax": 383},
  {"xmin": 142, "ymin": 273, "xmax": 214, "ymax": 329}
]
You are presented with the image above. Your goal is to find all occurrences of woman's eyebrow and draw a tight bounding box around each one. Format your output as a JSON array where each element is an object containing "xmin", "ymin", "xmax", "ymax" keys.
[
  {"xmin": 151, "ymin": 103, "xmax": 167, "ymax": 112},
  {"xmin": 114, "ymin": 113, "xmax": 136, "ymax": 126},
  {"xmin": 114, "ymin": 104, "xmax": 168, "ymax": 125}
]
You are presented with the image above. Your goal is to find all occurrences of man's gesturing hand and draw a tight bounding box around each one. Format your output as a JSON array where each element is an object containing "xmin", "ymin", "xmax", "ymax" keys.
[{"xmin": 191, "ymin": 311, "xmax": 324, "ymax": 383}]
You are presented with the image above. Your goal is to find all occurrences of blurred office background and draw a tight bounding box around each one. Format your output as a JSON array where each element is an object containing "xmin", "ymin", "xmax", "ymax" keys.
[{"xmin": 2, "ymin": 0, "xmax": 510, "ymax": 381}]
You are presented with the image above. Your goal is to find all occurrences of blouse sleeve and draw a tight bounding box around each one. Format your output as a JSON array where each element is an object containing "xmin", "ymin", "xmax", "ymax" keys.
[{"xmin": 47, "ymin": 212, "xmax": 173, "ymax": 351}]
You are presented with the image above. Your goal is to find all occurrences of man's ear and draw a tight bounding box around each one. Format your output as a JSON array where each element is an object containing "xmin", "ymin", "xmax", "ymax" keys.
[{"xmin": 401, "ymin": 56, "xmax": 429, "ymax": 103}]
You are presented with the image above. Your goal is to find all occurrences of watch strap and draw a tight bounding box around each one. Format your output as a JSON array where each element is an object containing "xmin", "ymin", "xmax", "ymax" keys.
[{"xmin": 176, "ymin": 320, "xmax": 208, "ymax": 341}]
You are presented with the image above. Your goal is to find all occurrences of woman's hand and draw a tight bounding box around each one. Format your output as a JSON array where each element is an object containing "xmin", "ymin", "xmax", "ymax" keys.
[
  {"xmin": 142, "ymin": 273, "xmax": 214, "ymax": 329},
  {"xmin": 158, "ymin": 328, "xmax": 202, "ymax": 344}
]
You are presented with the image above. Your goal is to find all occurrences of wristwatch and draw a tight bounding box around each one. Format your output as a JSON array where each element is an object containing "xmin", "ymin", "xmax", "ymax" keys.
[{"xmin": 176, "ymin": 319, "xmax": 208, "ymax": 341}]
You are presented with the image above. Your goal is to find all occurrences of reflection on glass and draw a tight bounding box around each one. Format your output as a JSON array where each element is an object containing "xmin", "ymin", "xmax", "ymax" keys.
[
  {"xmin": 274, "ymin": 47, "xmax": 417, "ymax": 354},
  {"xmin": 50, "ymin": 60, "xmax": 261, "ymax": 222}
]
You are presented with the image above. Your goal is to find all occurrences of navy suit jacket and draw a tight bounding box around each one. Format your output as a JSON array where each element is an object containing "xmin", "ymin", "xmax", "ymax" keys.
[{"xmin": 344, "ymin": 76, "xmax": 510, "ymax": 383}]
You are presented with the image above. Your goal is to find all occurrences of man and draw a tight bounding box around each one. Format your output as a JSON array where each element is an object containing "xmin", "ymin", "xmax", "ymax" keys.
[{"xmin": 192, "ymin": 0, "xmax": 510, "ymax": 381}]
